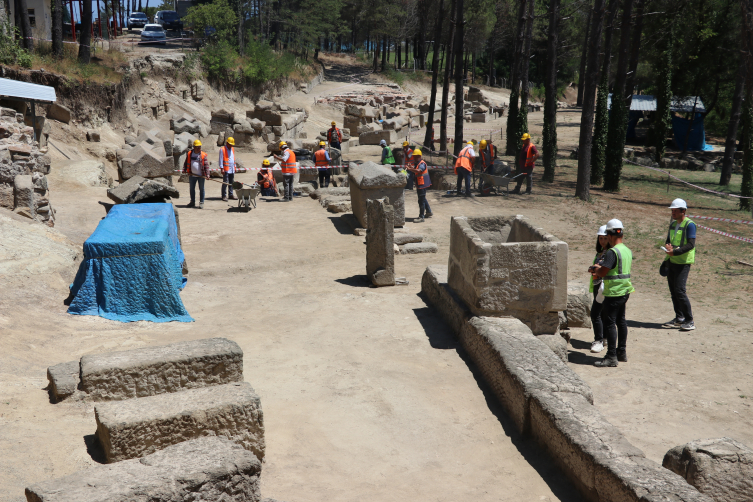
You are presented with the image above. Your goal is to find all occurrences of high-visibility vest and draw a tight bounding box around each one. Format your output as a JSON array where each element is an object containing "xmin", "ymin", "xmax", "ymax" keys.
[
  {"xmin": 603, "ymin": 243, "xmax": 635, "ymax": 297},
  {"xmin": 665, "ymin": 218, "xmax": 696, "ymax": 265},
  {"xmin": 183, "ymin": 150, "xmax": 208, "ymax": 174},
  {"xmin": 314, "ymin": 149, "xmax": 329, "ymax": 167},
  {"xmin": 403, "ymin": 148, "xmax": 413, "ymax": 167},
  {"xmin": 327, "ymin": 127, "xmax": 342, "ymax": 143},
  {"xmin": 382, "ymin": 146, "xmax": 395, "ymax": 165},
  {"xmin": 220, "ymin": 145, "xmax": 234, "ymax": 172},
  {"xmin": 454, "ymin": 145, "xmax": 473, "ymax": 174},
  {"xmin": 415, "ymin": 160, "xmax": 431, "ymax": 188},
  {"xmin": 523, "ymin": 142, "xmax": 536, "ymax": 169},
  {"xmin": 258, "ymin": 169, "xmax": 274, "ymax": 188},
  {"xmin": 281, "ymin": 149, "xmax": 297, "ymax": 174},
  {"xmin": 481, "ymin": 144, "xmax": 496, "ymax": 168},
  {"xmin": 589, "ymin": 251, "xmax": 605, "ymax": 293}
]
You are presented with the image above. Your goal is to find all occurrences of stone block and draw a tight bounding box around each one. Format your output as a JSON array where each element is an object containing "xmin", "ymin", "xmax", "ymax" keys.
[
  {"xmin": 348, "ymin": 162, "xmax": 406, "ymax": 228},
  {"xmin": 250, "ymin": 118, "xmax": 265, "ymax": 131},
  {"xmin": 86, "ymin": 130, "xmax": 101, "ymax": 142},
  {"xmin": 107, "ymin": 176, "xmax": 180, "ymax": 204},
  {"xmin": 366, "ymin": 198, "xmax": 395, "ymax": 287},
  {"xmin": 211, "ymin": 109, "xmax": 234, "ymax": 124},
  {"xmin": 14, "ymin": 174, "xmax": 35, "ymax": 216},
  {"xmin": 400, "ymin": 242, "xmax": 438, "ymax": 254},
  {"xmin": 471, "ymin": 113, "xmax": 488, "ymax": 123},
  {"xmin": 24, "ymin": 437, "xmax": 261, "ymax": 502},
  {"xmin": 60, "ymin": 160, "xmax": 112, "ymax": 187},
  {"xmin": 95, "ymin": 382, "xmax": 264, "ymax": 463},
  {"xmin": 191, "ymin": 80, "xmax": 205, "ymax": 100},
  {"xmin": 535, "ymin": 334, "xmax": 567, "ymax": 362},
  {"xmin": 47, "ymin": 103, "xmax": 71, "ymax": 123},
  {"xmin": 171, "ymin": 115, "xmax": 202, "ymax": 135},
  {"xmin": 119, "ymin": 144, "xmax": 175, "ymax": 180},
  {"xmin": 80, "ymin": 337, "xmax": 243, "ymax": 401},
  {"xmin": 394, "ymin": 233, "xmax": 423, "ymax": 245},
  {"xmin": 565, "ymin": 283, "xmax": 591, "ymax": 328},
  {"xmin": 311, "ymin": 186, "xmax": 350, "ymax": 200},
  {"xmin": 326, "ymin": 198, "xmax": 351, "ymax": 213},
  {"xmin": 663, "ymin": 437, "xmax": 753, "ymax": 502},
  {"xmin": 359, "ymin": 129, "xmax": 397, "ymax": 145},
  {"xmin": 47, "ymin": 360, "xmax": 80, "ymax": 403}
]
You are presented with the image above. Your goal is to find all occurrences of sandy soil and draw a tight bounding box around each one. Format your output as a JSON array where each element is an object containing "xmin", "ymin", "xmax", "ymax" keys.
[{"xmin": 1, "ymin": 54, "xmax": 751, "ymax": 501}]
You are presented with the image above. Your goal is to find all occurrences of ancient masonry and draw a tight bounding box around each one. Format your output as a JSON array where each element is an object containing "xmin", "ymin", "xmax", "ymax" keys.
[
  {"xmin": 37, "ymin": 338, "xmax": 284, "ymax": 502},
  {"xmin": 365, "ymin": 197, "xmax": 395, "ymax": 287},
  {"xmin": 348, "ymin": 161, "xmax": 407, "ymax": 228}
]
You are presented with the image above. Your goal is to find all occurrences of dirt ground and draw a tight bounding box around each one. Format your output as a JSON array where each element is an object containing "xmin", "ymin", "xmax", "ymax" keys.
[{"xmin": 1, "ymin": 54, "xmax": 752, "ymax": 501}]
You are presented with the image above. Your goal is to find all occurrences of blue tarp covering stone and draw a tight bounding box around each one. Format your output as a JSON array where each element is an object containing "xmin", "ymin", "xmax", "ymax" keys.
[
  {"xmin": 672, "ymin": 114, "xmax": 713, "ymax": 151},
  {"xmin": 67, "ymin": 203, "xmax": 193, "ymax": 323}
]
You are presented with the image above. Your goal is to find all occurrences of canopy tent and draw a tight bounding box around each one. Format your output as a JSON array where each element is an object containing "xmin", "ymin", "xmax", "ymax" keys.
[{"xmin": 67, "ymin": 203, "xmax": 193, "ymax": 323}]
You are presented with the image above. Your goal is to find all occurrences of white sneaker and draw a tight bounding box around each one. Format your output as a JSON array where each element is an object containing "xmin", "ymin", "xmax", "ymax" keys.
[
  {"xmin": 680, "ymin": 321, "xmax": 695, "ymax": 331},
  {"xmin": 590, "ymin": 340, "xmax": 604, "ymax": 353}
]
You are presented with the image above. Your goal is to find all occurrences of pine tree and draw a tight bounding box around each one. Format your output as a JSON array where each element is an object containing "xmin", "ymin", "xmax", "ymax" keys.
[
  {"xmin": 652, "ymin": 29, "xmax": 672, "ymax": 164},
  {"xmin": 590, "ymin": 75, "xmax": 608, "ymax": 184},
  {"xmin": 741, "ymin": 94, "xmax": 753, "ymax": 211},
  {"xmin": 542, "ymin": 0, "xmax": 561, "ymax": 183}
]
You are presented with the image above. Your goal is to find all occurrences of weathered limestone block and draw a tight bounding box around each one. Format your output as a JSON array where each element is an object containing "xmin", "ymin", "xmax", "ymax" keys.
[
  {"xmin": 663, "ymin": 437, "xmax": 753, "ymax": 502},
  {"xmin": 535, "ymin": 334, "xmax": 567, "ymax": 363},
  {"xmin": 191, "ymin": 80, "xmax": 205, "ymax": 100},
  {"xmin": 394, "ymin": 233, "xmax": 423, "ymax": 245},
  {"xmin": 107, "ymin": 176, "xmax": 179, "ymax": 204},
  {"xmin": 119, "ymin": 144, "xmax": 175, "ymax": 180},
  {"xmin": 47, "ymin": 360, "xmax": 80, "ymax": 403},
  {"xmin": 86, "ymin": 130, "xmax": 101, "ymax": 142},
  {"xmin": 471, "ymin": 113, "xmax": 488, "ymax": 123},
  {"xmin": 24, "ymin": 437, "xmax": 261, "ymax": 502},
  {"xmin": 95, "ymin": 382, "xmax": 265, "ymax": 463},
  {"xmin": 310, "ymin": 186, "xmax": 350, "ymax": 200},
  {"xmin": 47, "ymin": 103, "xmax": 71, "ymax": 123},
  {"xmin": 348, "ymin": 161, "xmax": 406, "ymax": 228},
  {"xmin": 366, "ymin": 198, "xmax": 395, "ymax": 287},
  {"xmin": 565, "ymin": 282, "xmax": 592, "ymax": 328},
  {"xmin": 170, "ymin": 115, "xmax": 202, "ymax": 135},
  {"xmin": 399, "ymin": 242, "xmax": 438, "ymax": 254},
  {"xmin": 80, "ymin": 337, "xmax": 243, "ymax": 401},
  {"xmin": 13, "ymin": 174, "xmax": 35, "ymax": 216},
  {"xmin": 359, "ymin": 129, "xmax": 396, "ymax": 145}
]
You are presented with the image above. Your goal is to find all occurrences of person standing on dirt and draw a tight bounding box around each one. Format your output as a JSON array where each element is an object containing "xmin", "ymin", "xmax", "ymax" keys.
[
  {"xmin": 662, "ymin": 198, "xmax": 697, "ymax": 331},
  {"xmin": 511, "ymin": 133, "xmax": 539, "ymax": 195},
  {"xmin": 258, "ymin": 159, "xmax": 277, "ymax": 197},
  {"xmin": 314, "ymin": 141, "xmax": 332, "ymax": 188},
  {"xmin": 327, "ymin": 121, "xmax": 342, "ymax": 150},
  {"xmin": 454, "ymin": 140, "xmax": 475, "ymax": 197},
  {"xmin": 590, "ymin": 219, "xmax": 634, "ymax": 367},
  {"xmin": 402, "ymin": 141, "xmax": 415, "ymax": 190},
  {"xmin": 219, "ymin": 136, "xmax": 237, "ymax": 202},
  {"xmin": 183, "ymin": 139, "xmax": 209, "ymax": 209},
  {"xmin": 380, "ymin": 139, "xmax": 396, "ymax": 165},
  {"xmin": 479, "ymin": 139, "xmax": 497, "ymax": 174},
  {"xmin": 273, "ymin": 141, "xmax": 297, "ymax": 202},
  {"xmin": 408, "ymin": 148, "xmax": 432, "ymax": 222},
  {"xmin": 587, "ymin": 225, "xmax": 610, "ymax": 354}
]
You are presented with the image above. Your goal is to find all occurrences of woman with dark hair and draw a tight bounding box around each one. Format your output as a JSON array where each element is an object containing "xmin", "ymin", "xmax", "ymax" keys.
[{"xmin": 587, "ymin": 225, "xmax": 610, "ymax": 353}]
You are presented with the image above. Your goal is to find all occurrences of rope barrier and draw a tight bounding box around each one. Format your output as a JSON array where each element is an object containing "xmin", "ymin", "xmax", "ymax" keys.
[
  {"xmin": 687, "ymin": 215, "xmax": 753, "ymax": 226},
  {"xmin": 695, "ymin": 224, "xmax": 753, "ymax": 244}
]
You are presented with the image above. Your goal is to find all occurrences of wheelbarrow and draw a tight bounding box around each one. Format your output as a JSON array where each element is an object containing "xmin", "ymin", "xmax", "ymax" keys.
[
  {"xmin": 233, "ymin": 182, "xmax": 260, "ymax": 211},
  {"xmin": 479, "ymin": 173, "xmax": 515, "ymax": 196}
]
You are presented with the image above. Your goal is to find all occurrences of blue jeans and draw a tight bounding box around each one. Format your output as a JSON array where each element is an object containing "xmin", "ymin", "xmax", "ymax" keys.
[
  {"xmin": 406, "ymin": 171, "xmax": 415, "ymax": 190},
  {"xmin": 222, "ymin": 172, "xmax": 234, "ymax": 198},
  {"xmin": 456, "ymin": 169, "xmax": 471, "ymax": 195},
  {"xmin": 329, "ymin": 141, "xmax": 341, "ymax": 150},
  {"xmin": 189, "ymin": 176, "xmax": 205, "ymax": 204},
  {"xmin": 417, "ymin": 188, "xmax": 431, "ymax": 217}
]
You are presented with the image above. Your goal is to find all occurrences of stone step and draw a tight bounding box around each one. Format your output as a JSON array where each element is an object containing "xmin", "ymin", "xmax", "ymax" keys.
[
  {"xmin": 399, "ymin": 242, "xmax": 438, "ymax": 254},
  {"xmin": 24, "ymin": 437, "xmax": 261, "ymax": 502},
  {"xmin": 80, "ymin": 337, "xmax": 243, "ymax": 401},
  {"xmin": 394, "ymin": 233, "xmax": 423, "ymax": 246},
  {"xmin": 95, "ymin": 382, "xmax": 264, "ymax": 463},
  {"xmin": 47, "ymin": 361, "xmax": 80, "ymax": 403}
]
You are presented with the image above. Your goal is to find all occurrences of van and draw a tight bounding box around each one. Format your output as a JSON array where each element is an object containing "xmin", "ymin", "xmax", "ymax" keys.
[{"xmin": 154, "ymin": 10, "xmax": 183, "ymax": 31}]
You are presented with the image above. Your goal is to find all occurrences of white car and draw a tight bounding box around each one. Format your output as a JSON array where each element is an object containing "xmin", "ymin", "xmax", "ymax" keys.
[{"xmin": 140, "ymin": 24, "xmax": 167, "ymax": 45}]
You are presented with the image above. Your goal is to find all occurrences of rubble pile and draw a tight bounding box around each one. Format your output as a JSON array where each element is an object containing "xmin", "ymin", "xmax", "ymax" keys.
[{"xmin": 244, "ymin": 100, "xmax": 309, "ymax": 145}]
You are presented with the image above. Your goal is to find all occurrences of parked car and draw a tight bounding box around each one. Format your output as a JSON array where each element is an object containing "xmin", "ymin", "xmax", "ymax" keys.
[
  {"xmin": 127, "ymin": 11, "xmax": 148, "ymax": 30},
  {"xmin": 155, "ymin": 10, "xmax": 183, "ymax": 32},
  {"xmin": 140, "ymin": 24, "xmax": 167, "ymax": 44}
]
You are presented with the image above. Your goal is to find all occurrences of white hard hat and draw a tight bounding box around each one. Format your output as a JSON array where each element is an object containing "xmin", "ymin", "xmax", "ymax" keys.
[
  {"xmin": 669, "ymin": 198, "xmax": 687, "ymax": 209},
  {"xmin": 597, "ymin": 225, "xmax": 608, "ymax": 236},
  {"xmin": 379, "ymin": 139, "xmax": 387, "ymax": 146},
  {"xmin": 606, "ymin": 219, "xmax": 623, "ymax": 231}
]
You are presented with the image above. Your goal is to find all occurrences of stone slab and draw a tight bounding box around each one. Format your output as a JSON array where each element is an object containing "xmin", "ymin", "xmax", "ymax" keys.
[
  {"xmin": 535, "ymin": 334, "xmax": 568, "ymax": 363},
  {"xmin": 47, "ymin": 360, "xmax": 80, "ymax": 403},
  {"xmin": 394, "ymin": 233, "xmax": 423, "ymax": 245},
  {"xmin": 366, "ymin": 198, "xmax": 395, "ymax": 287},
  {"xmin": 96, "ymin": 382, "xmax": 264, "ymax": 463},
  {"xmin": 566, "ymin": 283, "xmax": 592, "ymax": 329},
  {"xmin": 24, "ymin": 437, "xmax": 261, "ymax": 502},
  {"xmin": 80, "ymin": 337, "xmax": 243, "ymax": 401},
  {"xmin": 107, "ymin": 176, "xmax": 179, "ymax": 204},
  {"xmin": 349, "ymin": 162, "xmax": 406, "ymax": 228},
  {"xmin": 359, "ymin": 129, "xmax": 397, "ymax": 145},
  {"xmin": 47, "ymin": 103, "xmax": 71, "ymax": 124},
  {"xmin": 400, "ymin": 242, "xmax": 438, "ymax": 254},
  {"xmin": 119, "ymin": 144, "xmax": 175, "ymax": 180}
]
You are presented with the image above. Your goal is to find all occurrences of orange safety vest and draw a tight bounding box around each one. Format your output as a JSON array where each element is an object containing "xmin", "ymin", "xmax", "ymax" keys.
[
  {"xmin": 314, "ymin": 148, "xmax": 329, "ymax": 167},
  {"xmin": 523, "ymin": 143, "xmax": 536, "ymax": 170},
  {"xmin": 220, "ymin": 145, "xmax": 234, "ymax": 172},
  {"xmin": 281, "ymin": 149, "xmax": 297, "ymax": 174},
  {"xmin": 327, "ymin": 127, "xmax": 342, "ymax": 143},
  {"xmin": 480, "ymin": 144, "xmax": 496, "ymax": 168},
  {"xmin": 183, "ymin": 150, "xmax": 208, "ymax": 175},
  {"xmin": 403, "ymin": 148, "xmax": 413, "ymax": 167},
  {"xmin": 415, "ymin": 159, "xmax": 431, "ymax": 188},
  {"xmin": 454, "ymin": 145, "xmax": 473, "ymax": 174},
  {"xmin": 258, "ymin": 169, "xmax": 274, "ymax": 188}
]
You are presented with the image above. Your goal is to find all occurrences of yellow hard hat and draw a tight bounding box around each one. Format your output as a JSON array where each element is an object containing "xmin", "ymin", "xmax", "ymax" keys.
[
  {"xmin": 279, "ymin": 141, "xmax": 287, "ymax": 148},
  {"xmin": 480, "ymin": 139, "xmax": 487, "ymax": 147},
  {"xmin": 262, "ymin": 159, "xmax": 270, "ymax": 166},
  {"xmin": 521, "ymin": 133, "xmax": 531, "ymax": 141},
  {"xmin": 467, "ymin": 140, "xmax": 473, "ymax": 145},
  {"xmin": 226, "ymin": 137, "xmax": 235, "ymax": 146},
  {"xmin": 331, "ymin": 121, "xmax": 336, "ymax": 126},
  {"xmin": 319, "ymin": 141, "xmax": 326, "ymax": 146},
  {"xmin": 403, "ymin": 141, "xmax": 409, "ymax": 147},
  {"xmin": 193, "ymin": 139, "xmax": 202, "ymax": 147},
  {"xmin": 413, "ymin": 148, "xmax": 422, "ymax": 156}
]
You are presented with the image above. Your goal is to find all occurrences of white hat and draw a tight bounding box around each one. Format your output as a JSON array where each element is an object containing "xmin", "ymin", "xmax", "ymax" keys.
[
  {"xmin": 606, "ymin": 219, "xmax": 623, "ymax": 231},
  {"xmin": 669, "ymin": 198, "xmax": 687, "ymax": 209},
  {"xmin": 597, "ymin": 225, "xmax": 608, "ymax": 236},
  {"xmin": 379, "ymin": 139, "xmax": 387, "ymax": 146}
]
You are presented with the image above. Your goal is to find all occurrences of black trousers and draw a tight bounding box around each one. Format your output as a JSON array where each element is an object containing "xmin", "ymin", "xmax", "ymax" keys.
[
  {"xmin": 282, "ymin": 174, "xmax": 294, "ymax": 200},
  {"xmin": 456, "ymin": 169, "xmax": 471, "ymax": 195},
  {"xmin": 318, "ymin": 168, "xmax": 330, "ymax": 188},
  {"xmin": 591, "ymin": 290, "xmax": 604, "ymax": 341},
  {"xmin": 222, "ymin": 172, "xmax": 234, "ymax": 198},
  {"xmin": 513, "ymin": 170, "xmax": 533, "ymax": 193},
  {"xmin": 667, "ymin": 262, "xmax": 693, "ymax": 322},
  {"xmin": 417, "ymin": 187, "xmax": 431, "ymax": 217},
  {"xmin": 601, "ymin": 294, "xmax": 629, "ymax": 359}
]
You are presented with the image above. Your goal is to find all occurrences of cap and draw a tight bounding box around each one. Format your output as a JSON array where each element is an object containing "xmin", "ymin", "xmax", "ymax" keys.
[
  {"xmin": 521, "ymin": 133, "xmax": 531, "ymax": 141},
  {"xmin": 319, "ymin": 141, "xmax": 326, "ymax": 146},
  {"xmin": 403, "ymin": 141, "xmax": 410, "ymax": 147},
  {"xmin": 597, "ymin": 225, "xmax": 607, "ymax": 236},
  {"xmin": 606, "ymin": 219, "xmax": 623, "ymax": 234},
  {"xmin": 669, "ymin": 198, "xmax": 687, "ymax": 209},
  {"xmin": 193, "ymin": 139, "xmax": 202, "ymax": 147},
  {"xmin": 379, "ymin": 139, "xmax": 387, "ymax": 146},
  {"xmin": 226, "ymin": 137, "xmax": 235, "ymax": 146},
  {"xmin": 413, "ymin": 148, "xmax": 422, "ymax": 156},
  {"xmin": 262, "ymin": 159, "xmax": 270, "ymax": 166}
]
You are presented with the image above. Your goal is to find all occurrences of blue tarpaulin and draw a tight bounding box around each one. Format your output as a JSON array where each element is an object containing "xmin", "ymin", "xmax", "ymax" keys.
[
  {"xmin": 67, "ymin": 203, "xmax": 193, "ymax": 323},
  {"xmin": 672, "ymin": 114, "xmax": 714, "ymax": 151}
]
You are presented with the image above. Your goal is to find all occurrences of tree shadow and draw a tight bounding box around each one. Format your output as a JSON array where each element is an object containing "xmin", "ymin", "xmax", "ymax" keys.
[{"xmin": 84, "ymin": 433, "xmax": 107, "ymax": 464}]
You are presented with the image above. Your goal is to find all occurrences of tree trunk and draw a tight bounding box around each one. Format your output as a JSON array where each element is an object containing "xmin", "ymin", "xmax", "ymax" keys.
[
  {"xmin": 603, "ymin": 0, "xmax": 635, "ymax": 192},
  {"xmin": 542, "ymin": 0, "xmax": 560, "ymax": 183},
  {"xmin": 505, "ymin": 0, "xmax": 528, "ymax": 155},
  {"xmin": 397, "ymin": 41, "xmax": 402, "ymax": 69},
  {"xmin": 78, "ymin": 0, "xmax": 92, "ymax": 63},
  {"xmin": 471, "ymin": 51, "xmax": 476, "ymax": 84},
  {"xmin": 16, "ymin": 0, "xmax": 33, "ymax": 50},
  {"xmin": 373, "ymin": 34, "xmax": 380, "ymax": 72},
  {"xmin": 720, "ymin": 56, "xmax": 746, "ymax": 185},
  {"xmin": 237, "ymin": 0, "xmax": 244, "ymax": 56},
  {"xmin": 424, "ymin": 0, "xmax": 445, "ymax": 149},
  {"xmin": 486, "ymin": 37, "xmax": 495, "ymax": 86},
  {"xmin": 624, "ymin": 0, "xmax": 645, "ymax": 109},
  {"xmin": 575, "ymin": 0, "xmax": 607, "ymax": 201},
  {"xmin": 52, "ymin": 0, "xmax": 63, "ymax": 57},
  {"xmin": 517, "ymin": 0, "xmax": 535, "ymax": 151},
  {"xmin": 576, "ymin": 8, "xmax": 592, "ymax": 107},
  {"xmin": 381, "ymin": 36, "xmax": 387, "ymax": 71},
  {"xmin": 440, "ymin": 0, "xmax": 456, "ymax": 152},
  {"xmin": 417, "ymin": 2, "xmax": 427, "ymax": 69},
  {"xmin": 452, "ymin": 0, "xmax": 464, "ymax": 156}
]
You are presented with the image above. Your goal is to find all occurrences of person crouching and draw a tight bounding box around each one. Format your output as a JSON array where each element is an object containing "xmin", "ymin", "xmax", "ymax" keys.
[{"xmin": 258, "ymin": 159, "xmax": 277, "ymax": 196}]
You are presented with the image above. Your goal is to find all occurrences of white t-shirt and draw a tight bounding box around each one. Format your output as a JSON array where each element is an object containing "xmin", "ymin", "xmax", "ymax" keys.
[
  {"xmin": 281, "ymin": 150, "xmax": 290, "ymax": 163},
  {"xmin": 190, "ymin": 152, "xmax": 203, "ymax": 176}
]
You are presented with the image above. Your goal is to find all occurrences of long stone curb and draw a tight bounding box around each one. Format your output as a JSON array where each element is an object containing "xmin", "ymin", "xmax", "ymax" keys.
[{"xmin": 421, "ymin": 265, "xmax": 711, "ymax": 502}]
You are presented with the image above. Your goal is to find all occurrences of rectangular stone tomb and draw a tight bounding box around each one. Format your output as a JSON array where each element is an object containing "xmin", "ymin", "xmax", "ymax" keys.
[
  {"xmin": 348, "ymin": 161, "xmax": 406, "ymax": 228},
  {"xmin": 80, "ymin": 337, "xmax": 243, "ymax": 401},
  {"xmin": 448, "ymin": 215, "xmax": 568, "ymax": 335},
  {"xmin": 24, "ymin": 437, "xmax": 261, "ymax": 502},
  {"xmin": 95, "ymin": 382, "xmax": 265, "ymax": 463}
]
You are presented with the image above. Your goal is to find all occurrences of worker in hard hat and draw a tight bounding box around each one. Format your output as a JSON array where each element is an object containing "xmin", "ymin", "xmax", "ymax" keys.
[
  {"xmin": 588, "ymin": 225, "xmax": 610, "ymax": 354},
  {"xmin": 219, "ymin": 136, "xmax": 237, "ymax": 201},
  {"xmin": 273, "ymin": 141, "xmax": 297, "ymax": 201},
  {"xmin": 589, "ymin": 219, "xmax": 634, "ymax": 367},
  {"xmin": 182, "ymin": 139, "xmax": 209, "ymax": 209},
  {"xmin": 327, "ymin": 121, "xmax": 342, "ymax": 150},
  {"xmin": 314, "ymin": 141, "xmax": 332, "ymax": 188},
  {"xmin": 479, "ymin": 139, "xmax": 497, "ymax": 174},
  {"xmin": 662, "ymin": 198, "xmax": 696, "ymax": 331},
  {"xmin": 380, "ymin": 139, "xmax": 396, "ymax": 165},
  {"xmin": 407, "ymin": 148, "xmax": 432, "ymax": 222},
  {"xmin": 402, "ymin": 141, "xmax": 415, "ymax": 190},
  {"xmin": 454, "ymin": 140, "xmax": 475, "ymax": 197},
  {"xmin": 511, "ymin": 133, "xmax": 539, "ymax": 194},
  {"xmin": 257, "ymin": 158, "xmax": 277, "ymax": 197}
]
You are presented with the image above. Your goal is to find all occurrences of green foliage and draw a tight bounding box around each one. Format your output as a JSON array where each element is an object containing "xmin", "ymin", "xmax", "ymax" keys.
[
  {"xmin": 505, "ymin": 88, "xmax": 519, "ymax": 155},
  {"xmin": 603, "ymin": 94, "xmax": 628, "ymax": 192},
  {"xmin": 515, "ymin": 106, "xmax": 528, "ymax": 157},
  {"xmin": 242, "ymin": 39, "xmax": 297, "ymax": 85},
  {"xmin": 0, "ymin": 22, "xmax": 32, "ymax": 68},
  {"xmin": 590, "ymin": 74, "xmax": 608, "ymax": 185},
  {"xmin": 184, "ymin": 0, "xmax": 238, "ymax": 44},
  {"xmin": 740, "ymin": 99, "xmax": 753, "ymax": 211},
  {"xmin": 201, "ymin": 40, "xmax": 238, "ymax": 80}
]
